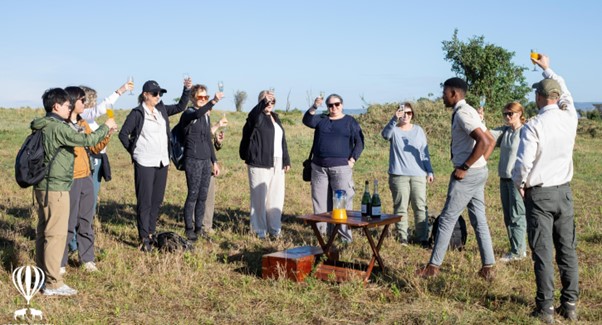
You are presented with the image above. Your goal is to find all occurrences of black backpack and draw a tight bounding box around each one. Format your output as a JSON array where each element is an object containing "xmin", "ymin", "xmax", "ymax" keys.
[
  {"xmin": 170, "ymin": 123, "xmax": 186, "ymax": 171},
  {"xmin": 155, "ymin": 232, "xmax": 193, "ymax": 252},
  {"xmin": 15, "ymin": 130, "xmax": 61, "ymax": 188},
  {"xmin": 429, "ymin": 215, "xmax": 467, "ymax": 251},
  {"xmin": 170, "ymin": 115, "xmax": 197, "ymax": 171}
]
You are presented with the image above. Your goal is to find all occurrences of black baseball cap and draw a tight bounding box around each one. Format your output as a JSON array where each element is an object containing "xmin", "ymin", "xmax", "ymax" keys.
[{"xmin": 142, "ymin": 80, "xmax": 167, "ymax": 94}]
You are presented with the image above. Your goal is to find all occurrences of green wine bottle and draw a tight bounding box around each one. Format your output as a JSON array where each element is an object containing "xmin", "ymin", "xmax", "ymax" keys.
[
  {"xmin": 371, "ymin": 179, "xmax": 381, "ymax": 218},
  {"xmin": 361, "ymin": 180, "xmax": 371, "ymax": 217}
]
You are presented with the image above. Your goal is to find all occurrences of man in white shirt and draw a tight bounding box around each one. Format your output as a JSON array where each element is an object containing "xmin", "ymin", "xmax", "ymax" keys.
[{"xmin": 512, "ymin": 55, "xmax": 579, "ymax": 323}]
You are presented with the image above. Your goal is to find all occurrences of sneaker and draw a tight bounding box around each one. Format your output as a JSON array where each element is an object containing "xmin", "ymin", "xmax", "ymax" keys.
[
  {"xmin": 83, "ymin": 261, "xmax": 98, "ymax": 272},
  {"xmin": 531, "ymin": 306, "xmax": 554, "ymax": 324},
  {"xmin": 499, "ymin": 252, "xmax": 527, "ymax": 263},
  {"xmin": 556, "ymin": 301, "xmax": 578, "ymax": 321},
  {"xmin": 478, "ymin": 265, "xmax": 495, "ymax": 281},
  {"xmin": 399, "ymin": 237, "xmax": 409, "ymax": 246},
  {"xmin": 415, "ymin": 264, "xmax": 440, "ymax": 278},
  {"xmin": 59, "ymin": 267, "xmax": 66, "ymax": 276},
  {"xmin": 42, "ymin": 284, "xmax": 78, "ymax": 296}
]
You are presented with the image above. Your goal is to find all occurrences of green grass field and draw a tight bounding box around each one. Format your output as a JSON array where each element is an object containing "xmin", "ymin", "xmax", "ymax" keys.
[{"xmin": 0, "ymin": 103, "xmax": 600, "ymax": 324}]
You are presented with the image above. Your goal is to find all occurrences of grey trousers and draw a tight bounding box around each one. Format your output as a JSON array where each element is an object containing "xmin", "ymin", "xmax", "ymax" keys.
[
  {"xmin": 525, "ymin": 183, "xmax": 579, "ymax": 310},
  {"xmin": 500, "ymin": 178, "xmax": 526, "ymax": 256},
  {"xmin": 62, "ymin": 176, "xmax": 96, "ymax": 266},
  {"xmin": 389, "ymin": 175, "xmax": 428, "ymax": 242},
  {"xmin": 429, "ymin": 167, "xmax": 495, "ymax": 266},
  {"xmin": 310, "ymin": 163, "xmax": 354, "ymax": 242}
]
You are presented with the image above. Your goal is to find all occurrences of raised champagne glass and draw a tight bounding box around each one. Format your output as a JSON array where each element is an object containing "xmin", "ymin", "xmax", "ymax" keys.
[
  {"xmin": 127, "ymin": 76, "xmax": 134, "ymax": 95},
  {"xmin": 218, "ymin": 81, "xmax": 224, "ymax": 93},
  {"xmin": 530, "ymin": 49, "xmax": 539, "ymax": 71}
]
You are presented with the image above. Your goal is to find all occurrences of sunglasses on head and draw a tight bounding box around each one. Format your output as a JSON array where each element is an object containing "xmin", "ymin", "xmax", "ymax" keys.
[
  {"xmin": 196, "ymin": 95, "xmax": 210, "ymax": 100},
  {"xmin": 503, "ymin": 111, "xmax": 514, "ymax": 117},
  {"xmin": 327, "ymin": 102, "xmax": 341, "ymax": 108}
]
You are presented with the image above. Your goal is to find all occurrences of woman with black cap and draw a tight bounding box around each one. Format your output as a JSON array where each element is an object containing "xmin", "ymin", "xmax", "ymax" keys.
[{"xmin": 119, "ymin": 78, "xmax": 192, "ymax": 251}]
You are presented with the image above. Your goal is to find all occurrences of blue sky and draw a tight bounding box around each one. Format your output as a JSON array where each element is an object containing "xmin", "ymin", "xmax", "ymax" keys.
[{"xmin": 1, "ymin": 0, "xmax": 600, "ymax": 111}]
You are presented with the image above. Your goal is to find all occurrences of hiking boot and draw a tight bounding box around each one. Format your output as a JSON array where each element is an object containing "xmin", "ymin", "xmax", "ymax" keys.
[
  {"xmin": 140, "ymin": 239, "xmax": 153, "ymax": 252},
  {"xmin": 499, "ymin": 252, "xmax": 527, "ymax": 263},
  {"xmin": 59, "ymin": 267, "xmax": 66, "ymax": 276},
  {"xmin": 83, "ymin": 261, "xmax": 98, "ymax": 272},
  {"xmin": 478, "ymin": 265, "xmax": 495, "ymax": 281},
  {"xmin": 415, "ymin": 264, "xmax": 440, "ymax": 278},
  {"xmin": 185, "ymin": 230, "xmax": 198, "ymax": 242},
  {"xmin": 42, "ymin": 284, "xmax": 78, "ymax": 296},
  {"xmin": 556, "ymin": 302, "xmax": 578, "ymax": 321},
  {"xmin": 531, "ymin": 306, "xmax": 554, "ymax": 324}
]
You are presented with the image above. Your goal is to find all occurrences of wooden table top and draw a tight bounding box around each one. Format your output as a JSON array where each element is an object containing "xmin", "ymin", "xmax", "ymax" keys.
[{"xmin": 297, "ymin": 210, "xmax": 401, "ymax": 227}]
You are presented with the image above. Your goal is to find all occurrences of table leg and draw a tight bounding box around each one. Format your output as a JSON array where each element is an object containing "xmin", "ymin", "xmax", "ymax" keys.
[
  {"xmin": 363, "ymin": 224, "xmax": 390, "ymax": 279},
  {"xmin": 310, "ymin": 222, "xmax": 340, "ymax": 261}
]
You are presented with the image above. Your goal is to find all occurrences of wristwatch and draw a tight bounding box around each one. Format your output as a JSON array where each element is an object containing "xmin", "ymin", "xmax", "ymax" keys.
[{"xmin": 460, "ymin": 163, "xmax": 470, "ymax": 171}]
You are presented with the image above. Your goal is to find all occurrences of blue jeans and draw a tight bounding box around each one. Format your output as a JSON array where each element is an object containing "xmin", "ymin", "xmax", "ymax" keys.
[{"xmin": 429, "ymin": 167, "xmax": 495, "ymax": 266}]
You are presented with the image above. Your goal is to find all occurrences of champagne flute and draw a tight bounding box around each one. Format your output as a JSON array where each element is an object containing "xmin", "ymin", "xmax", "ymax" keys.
[
  {"xmin": 479, "ymin": 96, "xmax": 486, "ymax": 108},
  {"xmin": 106, "ymin": 103, "xmax": 115, "ymax": 119},
  {"xmin": 218, "ymin": 80, "xmax": 224, "ymax": 92},
  {"xmin": 530, "ymin": 49, "xmax": 539, "ymax": 71},
  {"xmin": 221, "ymin": 112, "xmax": 228, "ymax": 133},
  {"xmin": 127, "ymin": 76, "xmax": 134, "ymax": 95}
]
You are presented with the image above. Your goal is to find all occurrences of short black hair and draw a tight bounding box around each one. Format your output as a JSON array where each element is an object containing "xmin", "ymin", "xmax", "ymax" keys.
[
  {"xmin": 443, "ymin": 77, "xmax": 468, "ymax": 93},
  {"xmin": 64, "ymin": 86, "xmax": 86, "ymax": 107},
  {"xmin": 42, "ymin": 88, "xmax": 69, "ymax": 113}
]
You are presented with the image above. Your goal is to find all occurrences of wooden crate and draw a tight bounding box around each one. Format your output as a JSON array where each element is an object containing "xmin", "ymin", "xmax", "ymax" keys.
[
  {"xmin": 261, "ymin": 246, "xmax": 323, "ymax": 282},
  {"xmin": 314, "ymin": 261, "xmax": 368, "ymax": 283}
]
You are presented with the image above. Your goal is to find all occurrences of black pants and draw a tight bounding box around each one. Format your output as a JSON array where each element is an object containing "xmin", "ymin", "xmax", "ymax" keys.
[
  {"xmin": 134, "ymin": 162, "xmax": 168, "ymax": 240},
  {"xmin": 525, "ymin": 183, "xmax": 579, "ymax": 309},
  {"xmin": 184, "ymin": 158, "xmax": 213, "ymax": 232}
]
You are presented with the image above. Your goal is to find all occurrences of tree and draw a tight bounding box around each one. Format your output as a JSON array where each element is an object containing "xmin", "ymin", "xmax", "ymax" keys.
[
  {"xmin": 442, "ymin": 29, "xmax": 531, "ymax": 111},
  {"xmin": 234, "ymin": 90, "xmax": 247, "ymax": 112}
]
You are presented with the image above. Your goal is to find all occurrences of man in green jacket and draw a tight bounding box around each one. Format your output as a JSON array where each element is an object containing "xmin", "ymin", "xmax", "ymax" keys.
[{"xmin": 33, "ymin": 88, "xmax": 117, "ymax": 296}]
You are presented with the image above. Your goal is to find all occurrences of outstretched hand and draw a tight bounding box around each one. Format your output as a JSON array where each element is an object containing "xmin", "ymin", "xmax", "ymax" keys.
[{"xmin": 531, "ymin": 54, "xmax": 550, "ymax": 70}]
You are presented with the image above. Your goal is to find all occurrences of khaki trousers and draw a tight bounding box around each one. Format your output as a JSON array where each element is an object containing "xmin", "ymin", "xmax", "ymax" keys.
[{"xmin": 35, "ymin": 190, "xmax": 70, "ymax": 289}]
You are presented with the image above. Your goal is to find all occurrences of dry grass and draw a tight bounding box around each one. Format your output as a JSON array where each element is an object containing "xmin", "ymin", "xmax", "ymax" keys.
[{"xmin": 0, "ymin": 105, "xmax": 601, "ymax": 324}]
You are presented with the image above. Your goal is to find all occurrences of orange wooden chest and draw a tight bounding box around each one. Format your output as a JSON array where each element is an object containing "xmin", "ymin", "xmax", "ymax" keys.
[{"xmin": 261, "ymin": 246, "xmax": 323, "ymax": 282}]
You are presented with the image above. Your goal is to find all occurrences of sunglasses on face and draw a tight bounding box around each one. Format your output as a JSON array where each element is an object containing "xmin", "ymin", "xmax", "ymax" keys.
[
  {"xmin": 196, "ymin": 95, "xmax": 210, "ymax": 100},
  {"xmin": 327, "ymin": 102, "xmax": 341, "ymax": 108},
  {"xmin": 151, "ymin": 92, "xmax": 162, "ymax": 97},
  {"xmin": 503, "ymin": 111, "xmax": 514, "ymax": 117},
  {"xmin": 401, "ymin": 110, "xmax": 413, "ymax": 116},
  {"xmin": 78, "ymin": 97, "xmax": 86, "ymax": 104},
  {"xmin": 267, "ymin": 99, "xmax": 276, "ymax": 105}
]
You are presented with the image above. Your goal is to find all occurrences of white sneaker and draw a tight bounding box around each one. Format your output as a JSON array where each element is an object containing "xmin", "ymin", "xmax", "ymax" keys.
[
  {"xmin": 42, "ymin": 284, "xmax": 78, "ymax": 296},
  {"xmin": 499, "ymin": 252, "xmax": 527, "ymax": 263},
  {"xmin": 83, "ymin": 261, "xmax": 98, "ymax": 272},
  {"xmin": 59, "ymin": 267, "xmax": 66, "ymax": 275}
]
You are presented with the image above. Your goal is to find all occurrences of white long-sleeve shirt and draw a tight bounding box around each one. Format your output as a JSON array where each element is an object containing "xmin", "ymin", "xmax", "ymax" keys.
[{"xmin": 512, "ymin": 68, "xmax": 578, "ymax": 189}]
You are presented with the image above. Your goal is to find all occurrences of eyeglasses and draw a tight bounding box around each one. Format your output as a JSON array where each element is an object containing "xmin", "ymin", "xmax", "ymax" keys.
[
  {"xmin": 196, "ymin": 95, "xmax": 210, "ymax": 100},
  {"xmin": 78, "ymin": 97, "xmax": 86, "ymax": 104},
  {"xmin": 151, "ymin": 92, "xmax": 162, "ymax": 97},
  {"xmin": 327, "ymin": 102, "xmax": 342, "ymax": 108},
  {"xmin": 503, "ymin": 112, "xmax": 514, "ymax": 117}
]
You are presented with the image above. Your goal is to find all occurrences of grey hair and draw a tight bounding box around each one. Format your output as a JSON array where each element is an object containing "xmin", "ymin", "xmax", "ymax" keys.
[{"xmin": 325, "ymin": 94, "xmax": 343, "ymax": 105}]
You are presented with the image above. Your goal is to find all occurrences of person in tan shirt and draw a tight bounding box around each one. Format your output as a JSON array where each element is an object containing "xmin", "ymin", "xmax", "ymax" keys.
[{"xmin": 61, "ymin": 86, "xmax": 112, "ymax": 274}]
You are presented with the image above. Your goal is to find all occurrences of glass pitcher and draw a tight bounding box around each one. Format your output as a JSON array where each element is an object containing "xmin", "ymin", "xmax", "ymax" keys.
[{"xmin": 332, "ymin": 189, "xmax": 348, "ymax": 220}]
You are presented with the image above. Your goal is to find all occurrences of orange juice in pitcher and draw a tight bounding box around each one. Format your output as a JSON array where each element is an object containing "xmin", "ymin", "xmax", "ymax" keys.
[{"xmin": 331, "ymin": 190, "xmax": 348, "ymax": 220}]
